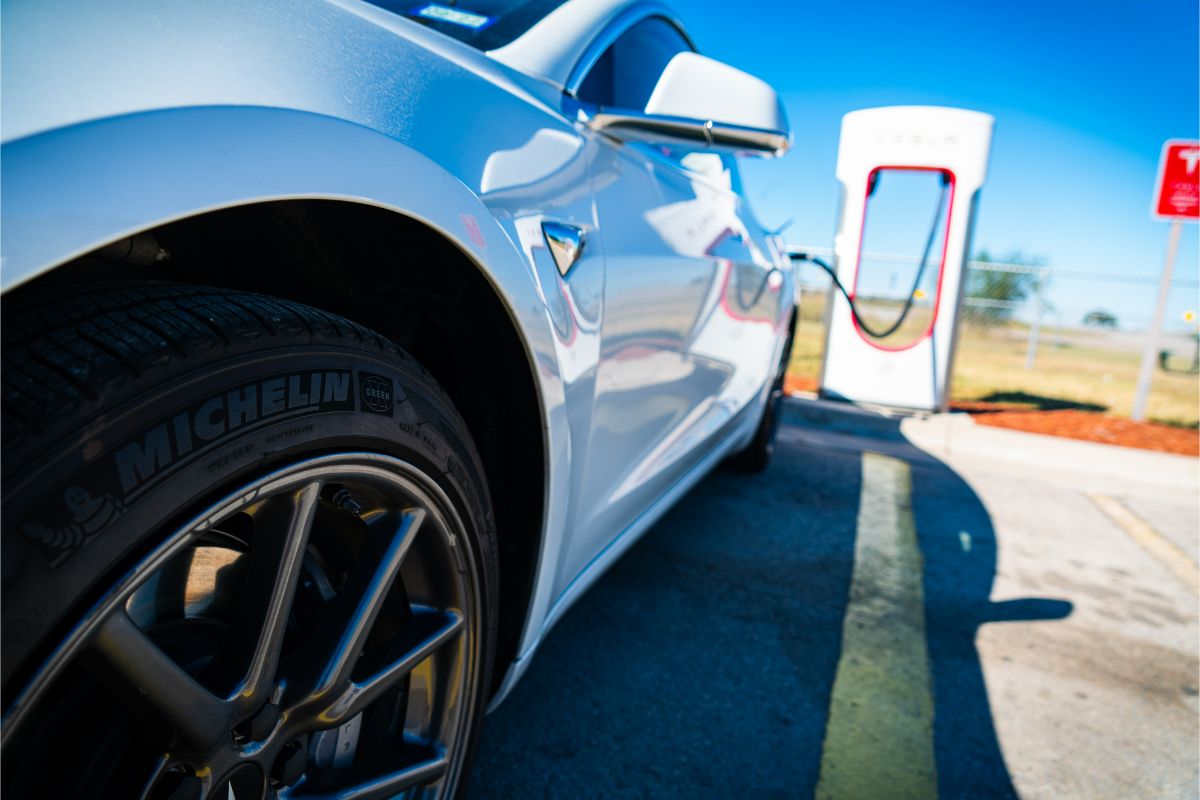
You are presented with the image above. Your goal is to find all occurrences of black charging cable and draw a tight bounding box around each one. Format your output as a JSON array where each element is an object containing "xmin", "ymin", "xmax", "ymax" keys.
[{"xmin": 789, "ymin": 176, "xmax": 950, "ymax": 340}]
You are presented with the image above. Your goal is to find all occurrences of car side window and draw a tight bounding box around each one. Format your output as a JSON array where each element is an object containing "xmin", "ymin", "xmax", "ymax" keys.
[{"xmin": 576, "ymin": 16, "xmax": 693, "ymax": 111}]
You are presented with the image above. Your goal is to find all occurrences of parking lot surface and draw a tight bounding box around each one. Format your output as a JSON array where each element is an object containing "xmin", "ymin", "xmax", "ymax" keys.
[{"xmin": 470, "ymin": 399, "xmax": 1199, "ymax": 799}]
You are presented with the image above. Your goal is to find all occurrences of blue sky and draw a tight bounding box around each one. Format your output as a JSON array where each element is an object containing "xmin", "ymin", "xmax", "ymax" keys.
[{"xmin": 683, "ymin": 0, "xmax": 1199, "ymax": 331}]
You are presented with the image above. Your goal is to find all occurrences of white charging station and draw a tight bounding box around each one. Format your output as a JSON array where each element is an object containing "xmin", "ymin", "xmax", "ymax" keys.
[{"xmin": 819, "ymin": 106, "xmax": 994, "ymax": 411}]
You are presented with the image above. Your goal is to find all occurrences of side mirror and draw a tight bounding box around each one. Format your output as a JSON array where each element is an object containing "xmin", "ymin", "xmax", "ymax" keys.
[{"xmin": 584, "ymin": 52, "xmax": 791, "ymax": 157}]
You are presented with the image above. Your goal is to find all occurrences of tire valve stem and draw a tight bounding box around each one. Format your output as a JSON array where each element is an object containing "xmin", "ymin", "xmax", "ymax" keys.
[{"xmin": 330, "ymin": 487, "xmax": 363, "ymax": 516}]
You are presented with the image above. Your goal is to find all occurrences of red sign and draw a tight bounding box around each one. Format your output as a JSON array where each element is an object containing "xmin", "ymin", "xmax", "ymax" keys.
[{"xmin": 1152, "ymin": 139, "xmax": 1200, "ymax": 222}]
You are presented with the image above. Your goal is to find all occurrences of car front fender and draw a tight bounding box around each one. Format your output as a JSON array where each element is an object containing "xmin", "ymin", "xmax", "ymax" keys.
[{"xmin": 0, "ymin": 105, "xmax": 573, "ymax": 684}]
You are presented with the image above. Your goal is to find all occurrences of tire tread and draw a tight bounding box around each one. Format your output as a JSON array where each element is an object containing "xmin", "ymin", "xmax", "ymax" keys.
[{"xmin": 1, "ymin": 282, "xmax": 438, "ymax": 477}]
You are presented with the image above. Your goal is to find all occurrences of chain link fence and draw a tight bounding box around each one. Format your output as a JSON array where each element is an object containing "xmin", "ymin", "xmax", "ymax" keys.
[{"xmin": 787, "ymin": 247, "xmax": 1200, "ymax": 426}]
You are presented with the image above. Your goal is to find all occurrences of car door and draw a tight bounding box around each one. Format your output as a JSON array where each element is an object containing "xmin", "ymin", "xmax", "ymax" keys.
[{"xmin": 556, "ymin": 15, "xmax": 786, "ymax": 586}]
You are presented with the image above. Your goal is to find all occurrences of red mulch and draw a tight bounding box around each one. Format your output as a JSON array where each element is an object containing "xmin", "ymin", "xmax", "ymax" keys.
[
  {"xmin": 947, "ymin": 400, "xmax": 1029, "ymax": 413},
  {"xmin": 783, "ymin": 376, "xmax": 1198, "ymax": 456},
  {"xmin": 784, "ymin": 375, "xmax": 820, "ymax": 395},
  {"xmin": 954, "ymin": 406, "xmax": 1199, "ymax": 457}
]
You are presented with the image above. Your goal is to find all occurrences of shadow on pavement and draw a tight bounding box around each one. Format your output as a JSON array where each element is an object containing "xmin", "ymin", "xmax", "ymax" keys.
[
  {"xmin": 470, "ymin": 401, "xmax": 1072, "ymax": 798},
  {"xmin": 909, "ymin": 426, "xmax": 1072, "ymax": 799},
  {"xmin": 973, "ymin": 391, "xmax": 1107, "ymax": 413}
]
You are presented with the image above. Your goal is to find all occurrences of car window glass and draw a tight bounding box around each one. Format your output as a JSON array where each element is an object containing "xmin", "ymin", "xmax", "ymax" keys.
[
  {"xmin": 576, "ymin": 17, "xmax": 692, "ymax": 111},
  {"xmin": 723, "ymin": 154, "xmax": 745, "ymax": 195},
  {"xmin": 677, "ymin": 152, "xmax": 729, "ymax": 188},
  {"xmin": 369, "ymin": 0, "xmax": 570, "ymax": 51}
]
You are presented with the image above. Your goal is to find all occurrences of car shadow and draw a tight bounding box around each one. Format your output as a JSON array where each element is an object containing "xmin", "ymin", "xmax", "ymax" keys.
[{"xmin": 470, "ymin": 400, "xmax": 1071, "ymax": 798}]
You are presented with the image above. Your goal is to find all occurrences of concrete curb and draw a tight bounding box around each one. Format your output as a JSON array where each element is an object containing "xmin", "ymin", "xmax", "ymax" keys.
[{"xmin": 902, "ymin": 412, "xmax": 1199, "ymax": 492}]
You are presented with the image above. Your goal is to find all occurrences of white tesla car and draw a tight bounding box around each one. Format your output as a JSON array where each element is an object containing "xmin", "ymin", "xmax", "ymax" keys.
[{"xmin": 0, "ymin": 0, "xmax": 796, "ymax": 796}]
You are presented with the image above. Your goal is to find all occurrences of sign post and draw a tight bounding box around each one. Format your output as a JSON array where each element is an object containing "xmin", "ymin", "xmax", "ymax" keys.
[{"xmin": 1133, "ymin": 140, "xmax": 1199, "ymax": 421}]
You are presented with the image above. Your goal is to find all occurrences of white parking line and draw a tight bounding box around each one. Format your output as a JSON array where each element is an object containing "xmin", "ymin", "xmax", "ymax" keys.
[{"xmin": 816, "ymin": 451, "xmax": 938, "ymax": 800}]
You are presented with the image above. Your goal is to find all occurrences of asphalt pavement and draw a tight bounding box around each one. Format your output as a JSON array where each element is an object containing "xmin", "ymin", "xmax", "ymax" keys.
[{"xmin": 469, "ymin": 398, "xmax": 1199, "ymax": 799}]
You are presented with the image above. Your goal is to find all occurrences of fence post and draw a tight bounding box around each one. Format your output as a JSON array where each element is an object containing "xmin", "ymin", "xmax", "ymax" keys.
[
  {"xmin": 1133, "ymin": 221, "xmax": 1184, "ymax": 421},
  {"xmin": 1024, "ymin": 268, "xmax": 1048, "ymax": 370}
]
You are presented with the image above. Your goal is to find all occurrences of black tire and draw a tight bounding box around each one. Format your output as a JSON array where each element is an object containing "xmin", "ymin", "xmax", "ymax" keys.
[
  {"xmin": 726, "ymin": 313, "xmax": 796, "ymax": 473},
  {"xmin": 1, "ymin": 281, "xmax": 498, "ymax": 799},
  {"xmin": 725, "ymin": 388, "xmax": 782, "ymax": 473}
]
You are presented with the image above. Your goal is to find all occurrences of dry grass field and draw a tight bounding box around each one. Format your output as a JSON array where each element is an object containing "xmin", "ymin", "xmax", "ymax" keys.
[{"xmin": 787, "ymin": 290, "xmax": 1200, "ymax": 428}]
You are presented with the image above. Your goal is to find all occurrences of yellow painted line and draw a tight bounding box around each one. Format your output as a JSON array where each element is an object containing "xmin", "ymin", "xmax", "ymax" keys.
[
  {"xmin": 1089, "ymin": 493, "xmax": 1199, "ymax": 595},
  {"xmin": 816, "ymin": 452, "xmax": 937, "ymax": 800}
]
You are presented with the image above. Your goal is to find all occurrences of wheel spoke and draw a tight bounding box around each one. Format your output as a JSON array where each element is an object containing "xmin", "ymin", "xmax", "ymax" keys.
[
  {"xmin": 225, "ymin": 481, "xmax": 322, "ymax": 717},
  {"xmin": 88, "ymin": 610, "xmax": 231, "ymax": 752},
  {"xmin": 301, "ymin": 752, "xmax": 449, "ymax": 800},
  {"xmin": 321, "ymin": 607, "xmax": 463, "ymax": 726},
  {"xmin": 284, "ymin": 508, "xmax": 425, "ymax": 711}
]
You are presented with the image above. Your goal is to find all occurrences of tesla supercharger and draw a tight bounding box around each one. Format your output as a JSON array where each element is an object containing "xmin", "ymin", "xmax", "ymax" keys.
[{"xmin": 819, "ymin": 106, "xmax": 994, "ymax": 411}]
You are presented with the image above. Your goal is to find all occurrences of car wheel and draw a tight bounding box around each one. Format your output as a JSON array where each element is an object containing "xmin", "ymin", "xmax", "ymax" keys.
[
  {"xmin": 726, "ymin": 315, "xmax": 795, "ymax": 473},
  {"xmin": 1, "ymin": 282, "xmax": 497, "ymax": 799},
  {"xmin": 726, "ymin": 384, "xmax": 782, "ymax": 473}
]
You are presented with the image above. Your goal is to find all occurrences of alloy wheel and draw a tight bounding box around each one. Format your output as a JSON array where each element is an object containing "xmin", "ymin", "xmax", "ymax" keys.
[{"xmin": 2, "ymin": 453, "xmax": 483, "ymax": 800}]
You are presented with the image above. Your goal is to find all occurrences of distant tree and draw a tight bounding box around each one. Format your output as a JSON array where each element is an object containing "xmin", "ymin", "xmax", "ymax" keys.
[
  {"xmin": 964, "ymin": 250, "xmax": 1045, "ymax": 324},
  {"xmin": 1083, "ymin": 309, "xmax": 1119, "ymax": 329}
]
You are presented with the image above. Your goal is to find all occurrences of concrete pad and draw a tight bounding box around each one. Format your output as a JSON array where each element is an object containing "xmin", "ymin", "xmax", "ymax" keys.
[
  {"xmin": 1121, "ymin": 493, "xmax": 1200, "ymax": 566},
  {"xmin": 961, "ymin": 466, "xmax": 1198, "ymax": 799}
]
